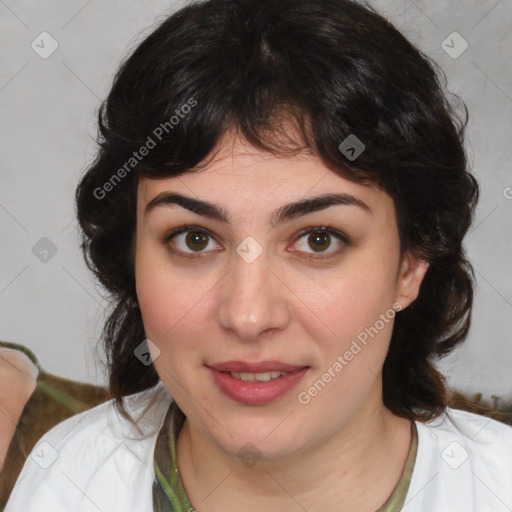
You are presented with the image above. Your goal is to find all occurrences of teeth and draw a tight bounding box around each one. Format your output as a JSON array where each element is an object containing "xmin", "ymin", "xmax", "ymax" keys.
[{"xmin": 229, "ymin": 371, "xmax": 287, "ymax": 382}]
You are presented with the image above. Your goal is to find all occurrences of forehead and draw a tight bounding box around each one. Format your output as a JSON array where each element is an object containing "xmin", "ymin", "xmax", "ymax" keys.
[{"xmin": 137, "ymin": 134, "xmax": 394, "ymax": 220}]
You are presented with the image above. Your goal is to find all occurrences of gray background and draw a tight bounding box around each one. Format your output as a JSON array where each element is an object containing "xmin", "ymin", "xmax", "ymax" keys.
[{"xmin": 1, "ymin": 0, "xmax": 511, "ymax": 407}]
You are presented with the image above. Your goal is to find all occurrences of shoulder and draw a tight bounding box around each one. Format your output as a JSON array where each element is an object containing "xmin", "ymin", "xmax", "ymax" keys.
[
  {"xmin": 407, "ymin": 407, "xmax": 512, "ymax": 512},
  {"xmin": 422, "ymin": 406, "xmax": 512, "ymax": 461},
  {"xmin": 22, "ymin": 380, "xmax": 171, "ymax": 456},
  {"xmin": 5, "ymin": 383, "xmax": 173, "ymax": 512}
]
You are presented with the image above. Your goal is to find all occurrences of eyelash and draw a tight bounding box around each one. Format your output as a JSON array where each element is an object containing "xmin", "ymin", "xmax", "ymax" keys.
[{"xmin": 161, "ymin": 223, "xmax": 350, "ymax": 260}]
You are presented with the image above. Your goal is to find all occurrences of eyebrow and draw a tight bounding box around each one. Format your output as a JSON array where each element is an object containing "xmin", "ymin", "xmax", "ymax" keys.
[{"xmin": 144, "ymin": 191, "xmax": 372, "ymax": 227}]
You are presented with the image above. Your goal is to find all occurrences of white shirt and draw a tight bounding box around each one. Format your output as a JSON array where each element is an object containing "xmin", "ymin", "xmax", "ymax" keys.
[{"xmin": 5, "ymin": 382, "xmax": 512, "ymax": 512}]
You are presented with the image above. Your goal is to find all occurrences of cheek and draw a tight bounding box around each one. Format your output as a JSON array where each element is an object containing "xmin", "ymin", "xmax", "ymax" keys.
[
  {"xmin": 298, "ymin": 254, "xmax": 398, "ymax": 339},
  {"xmin": 135, "ymin": 250, "xmax": 215, "ymax": 363},
  {"xmin": 136, "ymin": 256, "xmax": 172, "ymax": 336},
  {"xmin": 291, "ymin": 251, "xmax": 400, "ymax": 389}
]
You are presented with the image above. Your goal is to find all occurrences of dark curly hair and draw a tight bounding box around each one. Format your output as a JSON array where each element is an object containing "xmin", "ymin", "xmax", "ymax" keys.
[{"xmin": 76, "ymin": 0, "xmax": 479, "ymax": 423}]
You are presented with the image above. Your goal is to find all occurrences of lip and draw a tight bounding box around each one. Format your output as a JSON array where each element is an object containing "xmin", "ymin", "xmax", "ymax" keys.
[
  {"xmin": 207, "ymin": 365, "xmax": 310, "ymax": 405},
  {"xmin": 208, "ymin": 360, "xmax": 307, "ymax": 373}
]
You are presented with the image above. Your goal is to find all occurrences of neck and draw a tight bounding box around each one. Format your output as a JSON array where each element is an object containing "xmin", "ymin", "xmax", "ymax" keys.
[{"xmin": 176, "ymin": 392, "xmax": 413, "ymax": 512}]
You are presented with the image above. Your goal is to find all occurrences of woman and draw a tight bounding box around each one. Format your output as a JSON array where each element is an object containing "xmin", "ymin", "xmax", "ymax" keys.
[{"xmin": 5, "ymin": 0, "xmax": 512, "ymax": 511}]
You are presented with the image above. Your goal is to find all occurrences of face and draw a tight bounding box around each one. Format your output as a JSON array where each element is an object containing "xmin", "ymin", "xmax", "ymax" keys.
[{"xmin": 135, "ymin": 134, "xmax": 428, "ymax": 462}]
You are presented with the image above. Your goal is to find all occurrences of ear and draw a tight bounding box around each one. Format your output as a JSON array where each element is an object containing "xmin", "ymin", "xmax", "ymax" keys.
[{"xmin": 395, "ymin": 252, "xmax": 430, "ymax": 310}]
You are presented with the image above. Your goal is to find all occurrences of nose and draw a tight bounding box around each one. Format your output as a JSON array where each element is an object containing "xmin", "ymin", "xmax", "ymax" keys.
[{"xmin": 217, "ymin": 250, "xmax": 292, "ymax": 342}]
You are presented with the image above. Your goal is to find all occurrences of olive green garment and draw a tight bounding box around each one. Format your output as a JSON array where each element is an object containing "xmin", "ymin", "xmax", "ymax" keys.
[
  {"xmin": 152, "ymin": 402, "xmax": 418, "ymax": 512},
  {"xmin": 376, "ymin": 421, "xmax": 418, "ymax": 512}
]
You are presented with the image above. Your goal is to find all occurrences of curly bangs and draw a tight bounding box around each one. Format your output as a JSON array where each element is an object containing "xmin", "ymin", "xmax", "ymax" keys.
[{"xmin": 76, "ymin": 0, "xmax": 479, "ymax": 422}]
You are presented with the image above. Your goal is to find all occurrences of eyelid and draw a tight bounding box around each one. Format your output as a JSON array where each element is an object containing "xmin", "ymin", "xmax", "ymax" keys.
[
  {"xmin": 161, "ymin": 223, "xmax": 350, "ymax": 258},
  {"xmin": 293, "ymin": 224, "xmax": 349, "ymax": 245},
  {"xmin": 162, "ymin": 223, "xmax": 212, "ymax": 244}
]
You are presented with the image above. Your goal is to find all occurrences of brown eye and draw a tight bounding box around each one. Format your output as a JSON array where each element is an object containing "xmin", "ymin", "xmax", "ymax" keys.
[
  {"xmin": 307, "ymin": 231, "xmax": 331, "ymax": 252},
  {"xmin": 184, "ymin": 230, "xmax": 209, "ymax": 251},
  {"xmin": 291, "ymin": 226, "xmax": 349, "ymax": 258},
  {"xmin": 163, "ymin": 226, "xmax": 221, "ymax": 256}
]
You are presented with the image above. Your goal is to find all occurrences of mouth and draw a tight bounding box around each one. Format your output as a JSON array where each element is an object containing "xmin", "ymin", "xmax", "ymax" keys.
[
  {"xmin": 207, "ymin": 360, "xmax": 308, "ymax": 373},
  {"xmin": 221, "ymin": 370, "xmax": 291, "ymax": 382},
  {"xmin": 206, "ymin": 361, "xmax": 310, "ymax": 404}
]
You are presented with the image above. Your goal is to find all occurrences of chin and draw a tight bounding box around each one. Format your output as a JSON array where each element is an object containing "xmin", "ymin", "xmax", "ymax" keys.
[{"xmin": 211, "ymin": 416, "xmax": 308, "ymax": 462}]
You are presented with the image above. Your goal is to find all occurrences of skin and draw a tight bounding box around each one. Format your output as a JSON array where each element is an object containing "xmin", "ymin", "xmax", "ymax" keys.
[{"xmin": 135, "ymin": 132, "xmax": 429, "ymax": 512}]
